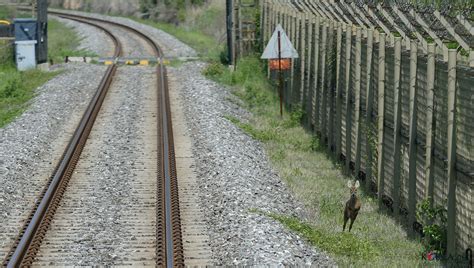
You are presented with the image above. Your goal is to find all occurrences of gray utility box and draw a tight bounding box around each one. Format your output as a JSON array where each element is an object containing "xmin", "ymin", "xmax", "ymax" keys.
[
  {"xmin": 14, "ymin": 19, "xmax": 38, "ymax": 71},
  {"xmin": 14, "ymin": 19, "xmax": 37, "ymax": 41},
  {"xmin": 15, "ymin": 40, "xmax": 37, "ymax": 71}
]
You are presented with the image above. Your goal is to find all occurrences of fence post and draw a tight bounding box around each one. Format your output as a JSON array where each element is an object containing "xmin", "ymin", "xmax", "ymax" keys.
[
  {"xmin": 392, "ymin": 36, "xmax": 402, "ymax": 217},
  {"xmin": 320, "ymin": 22, "xmax": 328, "ymax": 141},
  {"xmin": 327, "ymin": 21, "xmax": 335, "ymax": 151},
  {"xmin": 299, "ymin": 13, "xmax": 306, "ymax": 106},
  {"xmin": 344, "ymin": 24, "xmax": 353, "ymax": 173},
  {"xmin": 354, "ymin": 27, "xmax": 362, "ymax": 178},
  {"xmin": 305, "ymin": 15, "xmax": 313, "ymax": 107},
  {"xmin": 312, "ymin": 16, "xmax": 321, "ymax": 132},
  {"xmin": 376, "ymin": 33, "xmax": 386, "ymax": 208},
  {"xmin": 446, "ymin": 49, "xmax": 458, "ymax": 256},
  {"xmin": 407, "ymin": 40, "xmax": 418, "ymax": 234},
  {"xmin": 424, "ymin": 43, "xmax": 436, "ymax": 201},
  {"xmin": 290, "ymin": 10, "xmax": 297, "ymax": 98},
  {"xmin": 335, "ymin": 22, "xmax": 343, "ymax": 159},
  {"xmin": 365, "ymin": 28, "xmax": 375, "ymax": 189}
]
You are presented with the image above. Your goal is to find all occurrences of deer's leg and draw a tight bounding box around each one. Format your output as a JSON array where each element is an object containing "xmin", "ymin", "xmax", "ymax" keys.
[
  {"xmin": 343, "ymin": 210, "xmax": 349, "ymax": 231},
  {"xmin": 348, "ymin": 213, "xmax": 358, "ymax": 232}
]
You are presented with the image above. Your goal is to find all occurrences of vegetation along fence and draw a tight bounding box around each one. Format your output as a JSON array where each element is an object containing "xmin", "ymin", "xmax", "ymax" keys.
[{"xmin": 260, "ymin": 0, "xmax": 472, "ymax": 256}]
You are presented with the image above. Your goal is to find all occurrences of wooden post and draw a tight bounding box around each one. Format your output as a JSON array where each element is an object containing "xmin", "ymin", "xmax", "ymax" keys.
[
  {"xmin": 392, "ymin": 36, "xmax": 402, "ymax": 216},
  {"xmin": 312, "ymin": 17, "xmax": 321, "ymax": 131},
  {"xmin": 335, "ymin": 22, "xmax": 343, "ymax": 159},
  {"xmin": 354, "ymin": 27, "xmax": 362, "ymax": 177},
  {"xmin": 377, "ymin": 33, "xmax": 386, "ymax": 208},
  {"xmin": 290, "ymin": 11, "xmax": 296, "ymax": 97},
  {"xmin": 305, "ymin": 15, "xmax": 313, "ymax": 107},
  {"xmin": 327, "ymin": 21, "xmax": 335, "ymax": 151},
  {"xmin": 365, "ymin": 28, "xmax": 374, "ymax": 189},
  {"xmin": 424, "ymin": 43, "xmax": 436, "ymax": 201},
  {"xmin": 446, "ymin": 49, "xmax": 458, "ymax": 256},
  {"xmin": 299, "ymin": 13, "xmax": 306, "ymax": 105},
  {"xmin": 407, "ymin": 40, "xmax": 418, "ymax": 233},
  {"xmin": 320, "ymin": 22, "xmax": 328, "ymax": 140},
  {"xmin": 344, "ymin": 24, "xmax": 353, "ymax": 173}
]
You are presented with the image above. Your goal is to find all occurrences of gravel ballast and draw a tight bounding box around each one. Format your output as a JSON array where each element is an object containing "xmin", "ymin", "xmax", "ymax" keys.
[
  {"xmin": 168, "ymin": 62, "xmax": 335, "ymax": 266},
  {"xmin": 0, "ymin": 63, "xmax": 107, "ymax": 259},
  {"xmin": 0, "ymin": 11, "xmax": 335, "ymax": 266}
]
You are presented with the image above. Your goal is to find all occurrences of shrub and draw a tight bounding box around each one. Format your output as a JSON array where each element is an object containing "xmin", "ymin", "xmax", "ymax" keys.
[
  {"xmin": 202, "ymin": 61, "xmax": 225, "ymax": 77},
  {"xmin": 416, "ymin": 199, "xmax": 447, "ymax": 256}
]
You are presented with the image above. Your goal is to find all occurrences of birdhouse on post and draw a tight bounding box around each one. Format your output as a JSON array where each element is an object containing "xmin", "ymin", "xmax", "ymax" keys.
[{"xmin": 261, "ymin": 24, "xmax": 298, "ymax": 117}]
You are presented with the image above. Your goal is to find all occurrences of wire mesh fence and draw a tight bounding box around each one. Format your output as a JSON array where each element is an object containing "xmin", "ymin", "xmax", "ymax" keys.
[{"xmin": 262, "ymin": 0, "xmax": 472, "ymax": 256}]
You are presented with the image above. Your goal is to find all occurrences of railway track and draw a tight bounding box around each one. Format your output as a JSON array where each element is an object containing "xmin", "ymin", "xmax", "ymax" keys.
[{"xmin": 2, "ymin": 12, "xmax": 183, "ymax": 267}]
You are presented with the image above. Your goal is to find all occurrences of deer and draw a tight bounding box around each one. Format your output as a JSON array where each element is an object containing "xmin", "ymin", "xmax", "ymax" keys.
[{"xmin": 343, "ymin": 180, "xmax": 361, "ymax": 232}]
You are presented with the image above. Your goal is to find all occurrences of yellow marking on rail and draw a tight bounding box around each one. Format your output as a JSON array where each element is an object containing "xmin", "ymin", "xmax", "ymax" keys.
[
  {"xmin": 139, "ymin": 60, "xmax": 149, "ymax": 66},
  {"xmin": 104, "ymin": 61, "xmax": 113, "ymax": 65},
  {"xmin": 0, "ymin": 20, "xmax": 11, "ymax": 25},
  {"xmin": 125, "ymin": 60, "xmax": 135, "ymax": 65},
  {"xmin": 163, "ymin": 60, "xmax": 170, "ymax": 65}
]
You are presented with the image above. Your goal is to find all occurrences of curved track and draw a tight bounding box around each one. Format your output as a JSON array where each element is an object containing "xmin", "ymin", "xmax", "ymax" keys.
[{"xmin": 3, "ymin": 12, "xmax": 183, "ymax": 267}]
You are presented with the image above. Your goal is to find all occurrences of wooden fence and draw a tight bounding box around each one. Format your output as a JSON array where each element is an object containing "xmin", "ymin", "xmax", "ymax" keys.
[{"xmin": 260, "ymin": 0, "xmax": 473, "ymax": 256}]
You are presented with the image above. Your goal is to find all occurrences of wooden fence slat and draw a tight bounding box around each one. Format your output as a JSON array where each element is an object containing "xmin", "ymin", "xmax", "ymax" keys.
[
  {"xmin": 305, "ymin": 15, "xmax": 313, "ymax": 109},
  {"xmin": 300, "ymin": 13, "xmax": 306, "ymax": 105},
  {"xmin": 365, "ymin": 28, "xmax": 375, "ymax": 189},
  {"xmin": 424, "ymin": 43, "xmax": 436, "ymax": 201},
  {"xmin": 392, "ymin": 36, "xmax": 403, "ymax": 216},
  {"xmin": 354, "ymin": 27, "xmax": 363, "ymax": 177},
  {"xmin": 327, "ymin": 21, "xmax": 335, "ymax": 151},
  {"xmin": 312, "ymin": 17, "xmax": 321, "ymax": 131},
  {"xmin": 320, "ymin": 22, "xmax": 328, "ymax": 140},
  {"xmin": 344, "ymin": 24, "xmax": 353, "ymax": 173},
  {"xmin": 335, "ymin": 22, "xmax": 343, "ymax": 159},
  {"xmin": 446, "ymin": 49, "xmax": 458, "ymax": 255},
  {"xmin": 407, "ymin": 40, "xmax": 418, "ymax": 234},
  {"xmin": 377, "ymin": 33, "xmax": 386, "ymax": 207}
]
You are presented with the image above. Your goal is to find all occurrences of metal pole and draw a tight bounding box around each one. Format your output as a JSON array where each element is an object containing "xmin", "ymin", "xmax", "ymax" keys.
[
  {"xmin": 36, "ymin": 0, "xmax": 48, "ymax": 64},
  {"xmin": 278, "ymin": 30, "xmax": 283, "ymax": 117},
  {"xmin": 226, "ymin": 0, "xmax": 233, "ymax": 65}
]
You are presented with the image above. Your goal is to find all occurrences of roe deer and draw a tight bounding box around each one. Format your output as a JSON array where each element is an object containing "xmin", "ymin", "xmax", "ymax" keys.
[{"xmin": 343, "ymin": 180, "xmax": 361, "ymax": 232}]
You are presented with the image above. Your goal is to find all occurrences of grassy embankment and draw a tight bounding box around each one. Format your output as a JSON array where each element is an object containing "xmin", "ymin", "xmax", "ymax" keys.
[
  {"xmin": 131, "ymin": 0, "xmax": 225, "ymax": 61},
  {"xmin": 132, "ymin": 2, "xmax": 430, "ymax": 266},
  {"xmin": 0, "ymin": 17, "xmax": 91, "ymax": 127}
]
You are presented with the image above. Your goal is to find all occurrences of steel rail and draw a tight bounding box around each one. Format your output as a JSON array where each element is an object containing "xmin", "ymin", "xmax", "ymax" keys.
[
  {"xmin": 51, "ymin": 13, "xmax": 185, "ymax": 267},
  {"xmin": 4, "ymin": 11, "xmax": 183, "ymax": 267},
  {"xmin": 3, "ymin": 17, "xmax": 121, "ymax": 268},
  {"xmin": 51, "ymin": 12, "xmax": 184, "ymax": 266}
]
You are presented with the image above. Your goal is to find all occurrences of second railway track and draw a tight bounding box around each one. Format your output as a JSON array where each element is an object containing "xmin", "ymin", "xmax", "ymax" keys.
[{"xmin": 3, "ymin": 12, "xmax": 183, "ymax": 267}]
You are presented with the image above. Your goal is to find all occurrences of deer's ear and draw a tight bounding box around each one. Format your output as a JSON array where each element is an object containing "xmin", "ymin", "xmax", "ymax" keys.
[
  {"xmin": 347, "ymin": 180, "xmax": 352, "ymax": 188},
  {"xmin": 355, "ymin": 180, "xmax": 360, "ymax": 188}
]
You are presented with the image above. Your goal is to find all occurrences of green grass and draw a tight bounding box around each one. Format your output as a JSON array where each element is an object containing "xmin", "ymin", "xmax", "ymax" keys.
[
  {"xmin": 0, "ymin": 63, "xmax": 58, "ymax": 127},
  {"xmin": 48, "ymin": 19, "xmax": 97, "ymax": 62},
  {"xmin": 205, "ymin": 56, "xmax": 432, "ymax": 266},
  {"xmin": 131, "ymin": 17, "xmax": 221, "ymax": 60}
]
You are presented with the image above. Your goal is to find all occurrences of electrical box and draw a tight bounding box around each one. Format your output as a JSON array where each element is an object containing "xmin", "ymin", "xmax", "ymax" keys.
[
  {"xmin": 15, "ymin": 40, "xmax": 37, "ymax": 71},
  {"xmin": 13, "ymin": 18, "xmax": 37, "ymax": 41}
]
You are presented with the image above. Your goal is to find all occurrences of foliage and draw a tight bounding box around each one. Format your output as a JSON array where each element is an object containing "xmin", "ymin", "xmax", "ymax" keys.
[{"xmin": 416, "ymin": 199, "xmax": 448, "ymax": 256}]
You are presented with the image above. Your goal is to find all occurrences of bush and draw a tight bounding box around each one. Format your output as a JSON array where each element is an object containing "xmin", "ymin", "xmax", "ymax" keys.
[
  {"xmin": 416, "ymin": 199, "xmax": 447, "ymax": 256},
  {"xmin": 202, "ymin": 61, "xmax": 225, "ymax": 77}
]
